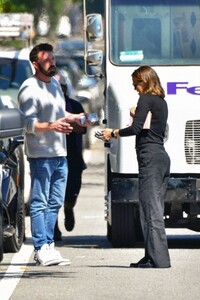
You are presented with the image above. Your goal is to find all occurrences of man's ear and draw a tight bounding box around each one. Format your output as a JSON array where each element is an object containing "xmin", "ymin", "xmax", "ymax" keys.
[{"xmin": 32, "ymin": 61, "xmax": 38, "ymax": 70}]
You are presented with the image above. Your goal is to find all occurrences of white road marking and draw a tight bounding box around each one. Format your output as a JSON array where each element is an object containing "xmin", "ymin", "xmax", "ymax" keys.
[
  {"xmin": 0, "ymin": 241, "xmax": 33, "ymax": 300},
  {"xmin": 0, "ymin": 216, "xmax": 32, "ymax": 300}
]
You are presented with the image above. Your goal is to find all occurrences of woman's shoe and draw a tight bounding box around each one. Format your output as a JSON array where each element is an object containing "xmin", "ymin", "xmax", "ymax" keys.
[{"xmin": 130, "ymin": 257, "xmax": 155, "ymax": 268}]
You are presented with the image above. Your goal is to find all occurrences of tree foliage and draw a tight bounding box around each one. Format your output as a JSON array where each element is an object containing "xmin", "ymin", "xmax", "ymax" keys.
[
  {"xmin": 0, "ymin": 0, "xmax": 66, "ymax": 35},
  {"xmin": 0, "ymin": 0, "xmax": 103, "ymax": 35},
  {"xmin": 0, "ymin": 0, "xmax": 27, "ymax": 13}
]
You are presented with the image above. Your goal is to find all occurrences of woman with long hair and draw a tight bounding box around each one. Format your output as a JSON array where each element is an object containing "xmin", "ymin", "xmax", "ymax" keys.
[{"xmin": 102, "ymin": 66, "xmax": 171, "ymax": 268}]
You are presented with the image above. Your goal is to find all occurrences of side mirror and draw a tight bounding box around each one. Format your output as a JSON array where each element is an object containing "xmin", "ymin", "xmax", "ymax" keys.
[
  {"xmin": 84, "ymin": 11, "xmax": 104, "ymax": 78},
  {"xmin": 86, "ymin": 50, "xmax": 103, "ymax": 66},
  {"xmin": 86, "ymin": 14, "xmax": 103, "ymax": 41}
]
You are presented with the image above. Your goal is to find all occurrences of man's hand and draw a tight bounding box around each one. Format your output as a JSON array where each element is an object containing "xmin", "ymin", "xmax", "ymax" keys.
[
  {"xmin": 65, "ymin": 111, "xmax": 98, "ymax": 127},
  {"xmin": 34, "ymin": 118, "xmax": 73, "ymax": 134},
  {"xmin": 75, "ymin": 113, "xmax": 93, "ymax": 127},
  {"xmin": 51, "ymin": 117, "xmax": 73, "ymax": 134}
]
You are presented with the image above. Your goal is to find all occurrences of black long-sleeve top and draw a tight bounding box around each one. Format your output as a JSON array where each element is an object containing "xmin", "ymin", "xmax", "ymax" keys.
[{"xmin": 119, "ymin": 94, "xmax": 168, "ymax": 148}]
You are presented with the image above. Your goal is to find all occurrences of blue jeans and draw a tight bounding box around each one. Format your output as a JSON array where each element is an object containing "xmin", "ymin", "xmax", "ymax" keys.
[{"xmin": 28, "ymin": 157, "xmax": 68, "ymax": 250}]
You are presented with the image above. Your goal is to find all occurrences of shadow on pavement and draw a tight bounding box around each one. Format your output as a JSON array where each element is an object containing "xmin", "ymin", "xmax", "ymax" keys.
[
  {"xmin": 56, "ymin": 235, "xmax": 112, "ymax": 249},
  {"xmin": 55, "ymin": 234, "xmax": 200, "ymax": 249}
]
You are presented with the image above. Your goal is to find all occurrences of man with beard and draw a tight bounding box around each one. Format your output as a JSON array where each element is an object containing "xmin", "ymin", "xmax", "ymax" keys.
[{"xmin": 18, "ymin": 43, "xmax": 89, "ymax": 266}]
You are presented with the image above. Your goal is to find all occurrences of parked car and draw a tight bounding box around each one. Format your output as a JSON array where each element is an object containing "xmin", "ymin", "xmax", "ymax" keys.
[
  {"xmin": 0, "ymin": 48, "xmax": 34, "ymax": 103},
  {"xmin": 55, "ymin": 52, "xmax": 104, "ymax": 119},
  {"xmin": 55, "ymin": 38, "xmax": 85, "ymax": 53},
  {"xmin": 55, "ymin": 38, "xmax": 105, "ymax": 119},
  {"xmin": 0, "ymin": 48, "xmax": 34, "ymax": 213},
  {"xmin": 0, "ymin": 96, "xmax": 25, "ymax": 262},
  {"xmin": 70, "ymin": 53, "xmax": 105, "ymax": 116},
  {"xmin": 55, "ymin": 54, "xmax": 83, "ymax": 91}
]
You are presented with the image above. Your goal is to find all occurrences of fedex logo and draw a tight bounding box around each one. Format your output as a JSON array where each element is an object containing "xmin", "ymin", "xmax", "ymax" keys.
[{"xmin": 167, "ymin": 82, "xmax": 200, "ymax": 95}]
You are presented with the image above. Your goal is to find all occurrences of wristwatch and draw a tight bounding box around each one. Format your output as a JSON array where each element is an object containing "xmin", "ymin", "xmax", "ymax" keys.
[{"xmin": 111, "ymin": 129, "xmax": 117, "ymax": 138}]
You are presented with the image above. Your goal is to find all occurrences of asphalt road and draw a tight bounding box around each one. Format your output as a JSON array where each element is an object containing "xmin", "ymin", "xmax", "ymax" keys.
[{"xmin": 0, "ymin": 131, "xmax": 200, "ymax": 300}]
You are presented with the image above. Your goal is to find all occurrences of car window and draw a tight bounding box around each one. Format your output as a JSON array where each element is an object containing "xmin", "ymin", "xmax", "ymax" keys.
[{"xmin": 0, "ymin": 58, "xmax": 33, "ymax": 89}]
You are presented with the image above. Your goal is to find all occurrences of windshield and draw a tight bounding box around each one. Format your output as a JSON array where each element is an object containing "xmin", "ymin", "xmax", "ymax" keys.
[
  {"xmin": 0, "ymin": 58, "xmax": 33, "ymax": 89},
  {"xmin": 110, "ymin": 0, "xmax": 200, "ymax": 65}
]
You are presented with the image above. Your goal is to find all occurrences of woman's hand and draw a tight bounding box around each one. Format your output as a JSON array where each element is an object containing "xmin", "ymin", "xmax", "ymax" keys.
[
  {"xmin": 130, "ymin": 106, "xmax": 136, "ymax": 117},
  {"xmin": 101, "ymin": 128, "xmax": 113, "ymax": 141}
]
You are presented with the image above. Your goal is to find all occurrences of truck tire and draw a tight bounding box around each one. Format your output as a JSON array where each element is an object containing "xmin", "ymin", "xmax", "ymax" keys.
[
  {"xmin": 111, "ymin": 202, "xmax": 137, "ymax": 248},
  {"xmin": 3, "ymin": 145, "xmax": 25, "ymax": 253},
  {"xmin": 107, "ymin": 222, "xmax": 112, "ymax": 241}
]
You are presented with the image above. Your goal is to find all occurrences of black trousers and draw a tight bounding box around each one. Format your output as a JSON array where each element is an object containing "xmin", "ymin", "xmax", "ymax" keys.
[
  {"xmin": 137, "ymin": 144, "xmax": 171, "ymax": 268},
  {"xmin": 64, "ymin": 166, "xmax": 83, "ymax": 209}
]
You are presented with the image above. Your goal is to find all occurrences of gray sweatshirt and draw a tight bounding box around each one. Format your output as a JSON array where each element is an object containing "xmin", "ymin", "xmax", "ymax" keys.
[{"xmin": 18, "ymin": 75, "xmax": 67, "ymax": 158}]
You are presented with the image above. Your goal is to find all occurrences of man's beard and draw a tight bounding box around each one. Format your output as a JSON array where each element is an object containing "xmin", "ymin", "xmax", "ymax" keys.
[{"xmin": 37, "ymin": 63, "xmax": 56, "ymax": 77}]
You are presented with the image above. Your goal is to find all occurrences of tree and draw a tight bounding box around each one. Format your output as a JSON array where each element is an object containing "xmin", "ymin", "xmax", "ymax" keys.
[
  {"xmin": 0, "ymin": 0, "xmax": 66, "ymax": 37},
  {"xmin": 0, "ymin": 0, "xmax": 27, "ymax": 13},
  {"xmin": 0, "ymin": 0, "xmax": 104, "ymax": 38}
]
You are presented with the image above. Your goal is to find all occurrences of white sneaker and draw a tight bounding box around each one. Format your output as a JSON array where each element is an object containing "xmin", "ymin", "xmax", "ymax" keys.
[
  {"xmin": 34, "ymin": 244, "xmax": 62, "ymax": 266},
  {"xmin": 49, "ymin": 242, "xmax": 71, "ymax": 266}
]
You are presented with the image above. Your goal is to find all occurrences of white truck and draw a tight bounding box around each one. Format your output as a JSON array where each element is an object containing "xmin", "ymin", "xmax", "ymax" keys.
[{"xmin": 83, "ymin": 0, "xmax": 200, "ymax": 247}]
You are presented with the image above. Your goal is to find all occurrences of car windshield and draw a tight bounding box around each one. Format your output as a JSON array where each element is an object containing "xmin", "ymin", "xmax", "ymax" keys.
[{"xmin": 0, "ymin": 58, "xmax": 33, "ymax": 89}]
